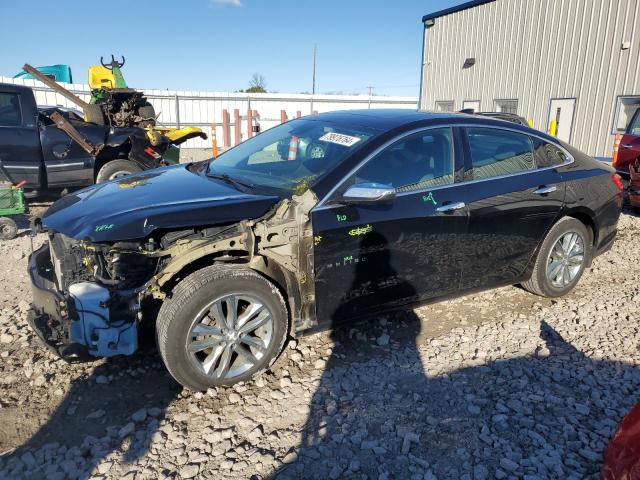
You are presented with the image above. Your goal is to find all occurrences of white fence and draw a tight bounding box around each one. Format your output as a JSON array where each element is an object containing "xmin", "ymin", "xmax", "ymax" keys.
[{"xmin": 1, "ymin": 76, "xmax": 417, "ymax": 149}]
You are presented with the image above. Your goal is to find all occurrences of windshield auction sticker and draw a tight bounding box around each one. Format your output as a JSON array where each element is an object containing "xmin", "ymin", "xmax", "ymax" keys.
[{"xmin": 319, "ymin": 132, "xmax": 361, "ymax": 147}]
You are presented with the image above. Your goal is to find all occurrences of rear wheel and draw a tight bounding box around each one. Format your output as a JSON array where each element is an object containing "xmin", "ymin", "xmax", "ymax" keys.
[
  {"xmin": 95, "ymin": 159, "xmax": 142, "ymax": 183},
  {"xmin": 156, "ymin": 264, "xmax": 288, "ymax": 391},
  {"xmin": 522, "ymin": 217, "xmax": 591, "ymax": 297},
  {"xmin": 0, "ymin": 217, "xmax": 17, "ymax": 240}
]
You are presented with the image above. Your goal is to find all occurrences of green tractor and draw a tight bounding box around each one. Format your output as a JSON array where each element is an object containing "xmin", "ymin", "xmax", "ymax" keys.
[{"xmin": 83, "ymin": 55, "xmax": 157, "ymax": 128}]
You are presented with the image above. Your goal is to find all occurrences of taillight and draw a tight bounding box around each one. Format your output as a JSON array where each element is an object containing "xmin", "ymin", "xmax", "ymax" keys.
[
  {"xmin": 612, "ymin": 134, "xmax": 621, "ymax": 167},
  {"xmin": 612, "ymin": 173, "xmax": 624, "ymax": 192}
]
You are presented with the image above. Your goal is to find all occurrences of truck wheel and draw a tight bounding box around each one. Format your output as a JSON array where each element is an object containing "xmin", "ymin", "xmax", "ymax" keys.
[
  {"xmin": 0, "ymin": 217, "xmax": 18, "ymax": 240},
  {"xmin": 95, "ymin": 160, "xmax": 142, "ymax": 183},
  {"xmin": 83, "ymin": 104, "xmax": 106, "ymax": 125},
  {"xmin": 157, "ymin": 264, "xmax": 289, "ymax": 391},
  {"xmin": 138, "ymin": 103, "xmax": 156, "ymax": 127},
  {"xmin": 521, "ymin": 217, "xmax": 592, "ymax": 298}
]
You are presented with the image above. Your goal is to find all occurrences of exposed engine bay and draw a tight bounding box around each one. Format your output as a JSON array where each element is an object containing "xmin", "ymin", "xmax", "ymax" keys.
[{"xmin": 29, "ymin": 190, "xmax": 317, "ymax": 360}]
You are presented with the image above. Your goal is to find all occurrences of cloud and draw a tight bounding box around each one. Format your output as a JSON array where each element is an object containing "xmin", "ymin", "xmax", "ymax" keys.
[{"xmin": 210, "ymin": 0, "xmax": 242, "ymax": 6}]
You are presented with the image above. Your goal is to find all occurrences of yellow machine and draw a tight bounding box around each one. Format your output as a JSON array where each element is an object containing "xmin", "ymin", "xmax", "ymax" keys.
[
  {"xmin": 88, "ymin": 65, "xmax": 117, "ymax": 90},
  {"xmin": 23, "ymin": 60, "xmax": 207, "ymax": 160},
  {"xmin": 86, "ymin": 63, "xmax": 207, "ymax": 151}
]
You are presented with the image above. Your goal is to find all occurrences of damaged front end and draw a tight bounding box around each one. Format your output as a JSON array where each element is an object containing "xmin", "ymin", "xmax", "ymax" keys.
[
  {"xmin": 28, "ymin": 189, "xmax": 317, "ymax": 361},
  {"xmin": 28, "ymin": 232, "xmax": 158, "ymax": 359}
]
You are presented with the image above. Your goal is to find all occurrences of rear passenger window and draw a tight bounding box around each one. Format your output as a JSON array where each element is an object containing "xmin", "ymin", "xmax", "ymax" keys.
[
  {"xmin": 533, "ymin": 138, "xmax": 570, "ymax": 168},
  {"xmin": 466, "ymin": 128, "xmax": 534, "ymax": 180},
  {"xmin": 0, "ymin": 93, "xmax": 22, "ymax": 127},
  {"xmin": 349, "ymin": 128, "xmax": 454, "ymax": 192}
]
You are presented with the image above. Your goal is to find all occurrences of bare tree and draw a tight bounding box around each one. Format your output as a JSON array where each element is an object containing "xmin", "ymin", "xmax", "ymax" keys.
[{"xmin": 246, "ymin": 73, "xmax": 267, "ymax": 93}]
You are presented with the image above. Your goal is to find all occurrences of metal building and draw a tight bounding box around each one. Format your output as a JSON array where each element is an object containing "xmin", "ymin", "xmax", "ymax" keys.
[{"xmin": 419, "ymin": 0, "xmax": 640, "ymax": 159}]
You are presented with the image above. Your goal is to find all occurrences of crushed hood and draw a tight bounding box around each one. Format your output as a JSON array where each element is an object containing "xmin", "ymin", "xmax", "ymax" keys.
[{"xmin": 42, "ymin": 164, "xmax": 281, "ymax": 242}]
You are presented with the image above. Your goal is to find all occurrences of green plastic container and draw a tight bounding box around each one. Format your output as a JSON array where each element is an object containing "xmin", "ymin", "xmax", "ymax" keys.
[{"xmin": 0, "ymin": 185, "xmax": 26, "ymax": 240}]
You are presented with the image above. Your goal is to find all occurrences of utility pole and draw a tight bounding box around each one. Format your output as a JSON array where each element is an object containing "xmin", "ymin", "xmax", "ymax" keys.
[
  {"xmin": 367, "ymin": 85, "xmax": 374, "ymax": 109},
  {"xmin": 312, "ymin": 45, "xmax": 317, "ymax": 95},
  {"xmin": 311, "ymin": 45, "xmax": 317, "ymax": 114}
]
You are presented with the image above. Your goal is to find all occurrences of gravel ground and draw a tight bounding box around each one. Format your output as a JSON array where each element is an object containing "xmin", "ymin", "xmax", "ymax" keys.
[{"xmin": 0, "ymin": 210, "xmax": 638, "ymax": 480}]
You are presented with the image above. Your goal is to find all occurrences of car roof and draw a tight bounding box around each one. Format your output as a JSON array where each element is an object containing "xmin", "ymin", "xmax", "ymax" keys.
[
  {"xmin": 310, "ymin": 109, "xmax": 554, "ymax": 141},
  {"xmin": 0, "ymin": 82, "xmax": 34, "ymax": 94},
  {"xmin": 304, "ymin": 108, "xmax": 490, "ymax": 131}
]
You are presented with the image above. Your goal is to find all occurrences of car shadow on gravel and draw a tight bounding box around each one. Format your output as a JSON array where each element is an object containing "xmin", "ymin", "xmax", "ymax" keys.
[
  {"xmin": 272, "ymin": 319, "xmax": 640, "ymax": 479},
  {"xmin": 271, "ymin": 236, "xmax": 640, "ymax": 479},
  {"xmin": 9, "ymin": 345, "xmax": 181, "ymax": 480}
]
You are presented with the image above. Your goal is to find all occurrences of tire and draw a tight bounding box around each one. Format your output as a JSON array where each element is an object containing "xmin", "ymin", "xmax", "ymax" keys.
[
  {"xmin": 157, "ymin": 264, "xmax": 289, "ymax": 391},
  {"xmin": 95, "ymin": 159, "xmax": 142, "ymax": 183},
  {"xmin": 521, "ymin": 217, "xmax": 592, "ymax": 297},
  {"xmin": 83, "ymin": 103, "xmax": 106, "ymax": 125},
  {"xmin": 0, "ymin": 217, "xmax": 17, "ymax": 240},
  {"xmin": 137, "ymin": 103, "xmax": 156, "ymax": 127}
]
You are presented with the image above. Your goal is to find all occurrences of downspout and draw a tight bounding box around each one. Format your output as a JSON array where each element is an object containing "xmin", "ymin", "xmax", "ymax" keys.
[
  {"xmin": 418, "ymin": 19, "xmax": 435, "ymax": 111},
  {"xmin": 418, "ymin": 21, "xmax": 426, "ymax": 110}
]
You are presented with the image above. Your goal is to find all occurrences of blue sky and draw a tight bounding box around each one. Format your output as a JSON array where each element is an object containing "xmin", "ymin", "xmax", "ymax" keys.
[{"xmin": 1, "ymin": 0, "xmax": 459, "ymax": 96}]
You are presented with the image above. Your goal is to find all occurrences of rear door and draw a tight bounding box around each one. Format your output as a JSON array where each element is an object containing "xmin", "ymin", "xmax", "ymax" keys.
[
  {"xmin": 311, "ymin": 127, "xmax": 468, "ymax": 326},
  {"xmin": 0, "ymin": 89, "xmax": 43, "ymax": 187},
  {"xmin": 40, "ymin": 115, "xmax": 96, "ymax": 188},
  {"xmin": 457, "ymin": 127, "xmax": 566, "ymax": 290}
]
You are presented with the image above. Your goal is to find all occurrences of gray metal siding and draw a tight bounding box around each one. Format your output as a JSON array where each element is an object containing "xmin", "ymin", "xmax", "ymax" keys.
[{"xmin": 421, "ymin": 0, "xmax": 640, "ymax": 157}]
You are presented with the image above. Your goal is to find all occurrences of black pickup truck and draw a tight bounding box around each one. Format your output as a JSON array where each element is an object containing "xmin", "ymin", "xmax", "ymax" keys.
[{"xmin": 0, "ymin": 82, "xmax": 177, "ymax": 194}]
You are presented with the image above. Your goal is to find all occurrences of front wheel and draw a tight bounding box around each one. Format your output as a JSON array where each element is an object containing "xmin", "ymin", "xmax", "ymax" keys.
[
  {"xmin": 0, "ymin": 217, "xmax": 18, "ymax": 240},
  {"xmin": 95, "ymin": 159, "xmax": 142, "ymax": 183},
  {"xmin": 522, "ymin": 217, "xmax": 592, "ymax": 297},
  {"xmin": 156, "ymin": 264, "xmax": 289, "ymax": 391}
]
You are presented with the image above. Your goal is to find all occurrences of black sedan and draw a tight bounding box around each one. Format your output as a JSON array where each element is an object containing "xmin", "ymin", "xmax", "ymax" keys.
[{"xmin": 28, "ymin": 110, "xmax": 623, "ymax": 390}]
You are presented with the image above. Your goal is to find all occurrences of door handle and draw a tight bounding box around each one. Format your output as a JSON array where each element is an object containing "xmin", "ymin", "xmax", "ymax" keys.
[
  {"xmin": 436, "ymin": 201, "xmax": 465, "ymax": 212},
  {"xmin": 620, "ymin": 144, "xmax": 633, "ymax": 149},
  {"xmin": 533, "ymin": 185, "xmax": 557, "ymax": 195}
]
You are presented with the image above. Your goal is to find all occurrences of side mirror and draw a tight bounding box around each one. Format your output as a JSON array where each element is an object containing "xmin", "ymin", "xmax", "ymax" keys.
[{"xmin": 342, "ymin": 183, "xmax": 396, "ymax": 205}]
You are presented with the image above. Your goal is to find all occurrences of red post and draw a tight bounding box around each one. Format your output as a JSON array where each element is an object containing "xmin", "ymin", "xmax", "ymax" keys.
[
  {"xmin": 296, "ymin": 110, "xmax": 302, "ymax": 118},
  {"xmin": 234, "ymin": 109, "xmax": 241, "ymax": 145},
  {"xmin": 222, "ymin": 109, "xmax": 230, "ymax": 149},
  {"xmin": 280, "ymin": 110, "xmax": 287, "ymax": 123},
  {"xmin": 247, "ymin": 109, "xmax": 254, "ymax": 138}
]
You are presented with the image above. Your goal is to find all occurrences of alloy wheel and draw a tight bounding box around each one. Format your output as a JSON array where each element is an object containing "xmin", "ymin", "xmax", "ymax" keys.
[
  {"xmin": 186, "ymin": 294, "xmax": 274, "ymax": 380},
  {"xmin": 546, "ymin": 231, "xmax": 585, "ymax": 288}
]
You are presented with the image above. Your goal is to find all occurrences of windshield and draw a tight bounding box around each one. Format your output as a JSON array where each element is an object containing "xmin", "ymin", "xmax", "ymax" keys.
[{"xmin": 207, "ymin": 118, "xmax": 376, "ymax": 193}]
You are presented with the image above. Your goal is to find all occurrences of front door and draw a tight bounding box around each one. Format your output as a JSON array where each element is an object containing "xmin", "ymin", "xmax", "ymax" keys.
[
  {"xmin": 0, "ymin": 90, "xmax": 42, "ymax": 187},
  {"xmin": 312, "ymin": 127, "xmax": 468, "ymax": 327},
  {"xmin": 458, "ymin": 126, "xmax": 565, "ymax": 290},
  {"xmin": 615, "ymin": 108, "xmax": 640, "ymax": 176},
  {"xmin": 548, "ymin": 98, "xmax": 576, "ymax": 143}
]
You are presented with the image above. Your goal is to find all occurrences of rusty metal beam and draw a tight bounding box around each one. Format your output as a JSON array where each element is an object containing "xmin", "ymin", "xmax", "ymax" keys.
[
  {"xmin": 23, "ymin": 64, "xmax": 89, "ymax": 110},
  {"xmin": 49, "ymin": 112, "xmax": 102, "ymax": 156}
]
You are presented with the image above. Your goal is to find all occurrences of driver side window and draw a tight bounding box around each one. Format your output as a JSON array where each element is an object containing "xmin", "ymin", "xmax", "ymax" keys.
[{"xmin": 346, "ymin": 128, "xmax": 454, "ymax": 193}]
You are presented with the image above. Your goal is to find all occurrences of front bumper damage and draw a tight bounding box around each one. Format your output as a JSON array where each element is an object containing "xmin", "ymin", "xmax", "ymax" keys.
[
  {"xmin": 28, "ymin": 242, "xmax": 138, "ymax": 360},
  {"xmin": 27, "ymin": 243, "xmax": 75, "ymax": 358}
]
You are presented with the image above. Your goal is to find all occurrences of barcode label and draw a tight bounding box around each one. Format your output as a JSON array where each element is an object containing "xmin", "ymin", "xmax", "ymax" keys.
[{"xmin": 319, "ymin": 132, "xmax": 361, "ymax": 147}]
